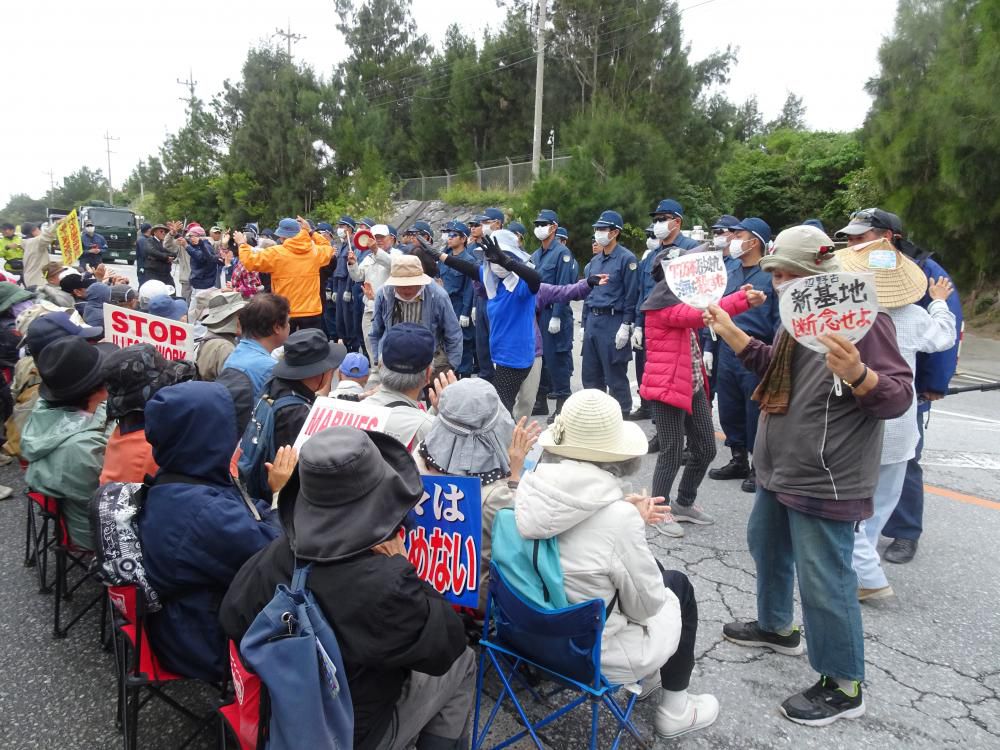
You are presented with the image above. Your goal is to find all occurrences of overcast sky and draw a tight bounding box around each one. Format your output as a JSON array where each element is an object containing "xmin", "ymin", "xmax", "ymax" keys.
[{"xmin": 2, "ymin": 0, "xmax": 898, "ymax": 203}]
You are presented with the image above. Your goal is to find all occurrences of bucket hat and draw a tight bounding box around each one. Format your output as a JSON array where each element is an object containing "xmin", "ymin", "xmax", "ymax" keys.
[
  {"xmin": 102, "ymin": 344, "xmax": 197, "ymax": 419},
  {"xmin": 272, "ymin": 329, "xmax": 347, "ymax": 380},
  {"xmin": 199, "ymin": 291, "xmax": 246, "ymax": 327},
  {"xmin": 385, "ymin": 254, "xmax": 433, "ymax": 287},
  {"xmin": 837, "ymin": 238, "xmax": 927, "ymax": 309},
  {"xmin": 37, "ymin": 336, "xmax": 106, "ymax": 403},
  {"xmin": 539, "ymin": 389, "xmax": 647, "ymax": 462},
  {"xmin": 760, "ymin": 225, "xmax": 840, "ymax": 277}
]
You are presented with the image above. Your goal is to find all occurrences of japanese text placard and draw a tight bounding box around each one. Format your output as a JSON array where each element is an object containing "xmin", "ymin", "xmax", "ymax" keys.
[
  {"xmin": 778, "ymin": 272, "xmax": 878, "ymax": 353},
  {"xmin": 662, "ymin": 250, "xmax": 728, "ymax": 309},
  {"xmin": 56, "ymin": 209, "xmax": 83, "ymax": 266}
]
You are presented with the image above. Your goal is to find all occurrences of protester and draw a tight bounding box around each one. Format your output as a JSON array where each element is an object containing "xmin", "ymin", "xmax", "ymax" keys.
[
  {"xmin": 142, "ymin": 224, "xmax": 177, "ymax": 287},
  {"xmin": 22, "ymin": 337, "xmax": 111, "ymax": 547},
  {"xmin": 99, "ymin": 345, "xmax": 197, "ymax": 484},
  {"xmin": 706, "ymin": 217, "xmax": 777, "ymax": 494},
  {"xmin": 195, "ymin": 292, "xmax": 245, "ymax": 381},
  {"xmin": 20, "ymin": 221, "xmax": 57, "ymax": 289},
  {"xmin": 82, "ymin": 282, "xmax": 112, "ymax": 327},
  {"xmin": 497, "ymin": 389, "xmax": 719, "ymax": 739},
  {"xmin": 148, "ymin": 293, "xmax": 189, "ymax": 322},
  {"xmin": 705, "ymin": 224, "xmax": 912, "ymax": 726},
  {"xmin": 59, "ymin": 273, "xmax": 95, "ymax": 316},
  {"xmin": 235, "ymin": 216, "xmax": 334, "ymax": 332},
  {"xmin": 641, "ymin": 252, "xmax": 765, "ymax": 527},
  {"xmin": 181, "ymin": 225, "xmax": 224, "ymax": 321},
  {"xmin": 165, "ymin": 221, "xmax": 193, "ymax": 301},
  {"xmin": 364, "ymin": 322, "xmax": 436, "ymax": 450},
  {"xmin": 369, "ymin": 255, "xmax": 462, "ymax": 371},
  {"xmin": 334, "ymin": 352, "xmax": 370, "ymax": 399},
  {"xmin": 223, "ymin": 293, "xmax": 291, "ymax": 398},
  {"xmin": 348, "ymin": 221, "xmax": 398, "ymax": 358},
  {"xmin": 138, "ymin": 381, "xmax": 286, "ymax": 682},
  {"xmin": 108, "ymin": 284, "xmax": 138, "ymax": 310},
  {"xmin": 35, "ymin": 263, "xmax": 75, "ymax": 307},
  {"xmin": 220, "ymin": 426, "xmax": 475, "ymax": 750},
  {"xmin": 839, "ymin": 240, "xmax": 956, "ymax": 598},
  {"xmin": 437, "ymin": 221, "xmax": 477, "ymax": 377},
  {"xmin": 137, "ymin": 279, "xmax": 176, "ymax": 311}
]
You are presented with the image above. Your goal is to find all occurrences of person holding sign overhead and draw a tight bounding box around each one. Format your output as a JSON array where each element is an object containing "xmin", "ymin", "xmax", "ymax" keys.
[{"xmin": 703, "ymin": 224, "xmax": 912, "ymax": 727}]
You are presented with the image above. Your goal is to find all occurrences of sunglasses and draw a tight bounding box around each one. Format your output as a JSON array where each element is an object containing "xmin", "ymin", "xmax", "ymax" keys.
[{"xmin": 712, "ymin": 229, "xmax": 728, "ymax": 236}]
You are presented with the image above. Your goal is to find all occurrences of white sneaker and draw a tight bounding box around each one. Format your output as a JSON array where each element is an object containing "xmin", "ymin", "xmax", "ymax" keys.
[
  {"xmin": 655, "ymin": 693, "xmax": 720, "ymax": 739},
  {"xmin": 0, "ymin": 485, "xmax": 13, "ymax": 501}
]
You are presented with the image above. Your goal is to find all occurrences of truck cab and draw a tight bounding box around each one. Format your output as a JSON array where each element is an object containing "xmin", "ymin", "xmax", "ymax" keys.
[{"xmin": 78, "ymin": 202, "xmax": 137, "ymax": 265}]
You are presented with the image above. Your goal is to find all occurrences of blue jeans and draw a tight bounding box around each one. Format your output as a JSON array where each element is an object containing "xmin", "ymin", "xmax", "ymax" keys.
[
  {"xmin": 882, "ymin": 407, "xmax": 926, "ymax": 541},
  {"xmin": 748, "ymin": 488, "xmax": 865, "ymax": 681}
]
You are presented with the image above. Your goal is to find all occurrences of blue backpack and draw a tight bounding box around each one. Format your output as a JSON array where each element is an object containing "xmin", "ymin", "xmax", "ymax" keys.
[
  {"xmin": 237, "ymin": 389, "xmax": 310, "ymax": 501},
  {"xmin": 240, "ymin": 561, "xmax": 354, "ymax": 749},
  {"xmin": 490, "ymin": 508, "xmax": 569, "ymax": 610}
]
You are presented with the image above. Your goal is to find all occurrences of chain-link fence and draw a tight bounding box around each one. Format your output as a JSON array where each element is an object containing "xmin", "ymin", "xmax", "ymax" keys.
[{"xmin": 397, "ymin": 155, "xmax": 572, "ymax": 200}]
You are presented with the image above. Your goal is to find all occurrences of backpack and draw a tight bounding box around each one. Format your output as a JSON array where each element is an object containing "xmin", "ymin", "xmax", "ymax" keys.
[
  {"xmin": 240, "ymin": 561, "xmax": 353, "ymax": 749},
  {"xmin": 237, "ymin": 390, "xmax": 311, "ymax": 501},
  {"xmin": 489, "ymin": 508, "xmax": 569, "ymax": 610}
]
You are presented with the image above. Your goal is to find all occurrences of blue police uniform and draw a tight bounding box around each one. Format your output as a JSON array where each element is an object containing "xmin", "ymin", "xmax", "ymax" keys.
[
  {"xmin": 469, "ymin": 240, "xmax": 494, "ymax": 381},
  {"xmin": 332, "ymin": 240, "xmax": 358, "ymax": 349},
  {"xmin": 531, "ymin": 238, "xmax": 578, "ymax": 399},
  {"xmin": 583, "ymin": 243, "xmax": 639, "ymax": 414},
  {"xmin": 439, "ymin": 245, "xmax": 477, "ymax": 376}
]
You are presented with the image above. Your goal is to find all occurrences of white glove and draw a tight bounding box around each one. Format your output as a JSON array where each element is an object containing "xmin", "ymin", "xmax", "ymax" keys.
[
  {"xmin": 325, "ymin": 290, "xmax": 333, "ymax": 301},
  {"xmin": 703, "ymin": 351, "xmax": 714, "ymax": 371},
  {"xmin": 471, "ymin": 307, "xmax": 477, "ymax": 325},
  {"xmin": 615, "ymin": 324, "xmax": 631, "ymax": 350},
  {"xmin": 343, "ymin": 291, "xmax": 352, "ymax": 302},
  {"xmin": 631, "ymin": 326, "xmax": 643, "ymax": 350},
  {"xmin": 548, "ymin": 317, "xmax": 561, "ymax": 335},
  {"xmin": 459, "ymin": 315, "xmax": 470, "ymax": 328}
]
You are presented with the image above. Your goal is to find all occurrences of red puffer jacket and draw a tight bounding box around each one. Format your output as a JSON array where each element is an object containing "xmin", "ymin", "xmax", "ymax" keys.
[{"xmin": 640, "ymin": 291, "xmax": 751, "ymax": 412}]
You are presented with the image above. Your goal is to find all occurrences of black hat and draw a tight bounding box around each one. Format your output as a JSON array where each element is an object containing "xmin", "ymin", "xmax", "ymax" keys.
[
  {"xmin": 21, "ymin": 222, "xmax": 37, "ymax": 237},
  {"xmin": 140, "ymin": 222, "xmax": 152, "ymax": 233},
  {"xmin": 381, "ymin": 322, "xmax": 435, "ymax": 374},
  {"xmin": 278, "ymin": 427, "xmax": 424, "ymax": 562},
  {"xmin": 59, "ymin": 274, "xmax": 97, "ymax": 294},
  {"xmin": 272, "ymin": 329, "xmax": 347, "ymax": 380},
  {"xmin": 37, "ymin": 337, "xmax": 106, "ymax": 403}
]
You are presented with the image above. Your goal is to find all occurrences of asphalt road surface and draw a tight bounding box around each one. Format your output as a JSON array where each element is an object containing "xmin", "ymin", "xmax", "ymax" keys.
[{"xmin": 1, "ymin": 294, "xmax": 998, "ymax": 748}]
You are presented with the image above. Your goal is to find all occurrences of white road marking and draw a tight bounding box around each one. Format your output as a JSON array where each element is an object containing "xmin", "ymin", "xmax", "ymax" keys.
[
  {"xmin": 932, "ymin": 409, "xmax": 1000, "ymax": 426},
  {"xmin": 921, "ymin": 450, "xmax": 1000, "ymax": 470}
]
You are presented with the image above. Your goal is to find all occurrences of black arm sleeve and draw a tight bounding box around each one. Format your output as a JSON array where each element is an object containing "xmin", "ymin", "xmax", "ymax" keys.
[
  {"xmin": 441, "ymin": 253, "xmax": 480, "ymax": 281},
  {"xmin": 506, "ymin": 259, "xmax": 541, "ymax": 294}
]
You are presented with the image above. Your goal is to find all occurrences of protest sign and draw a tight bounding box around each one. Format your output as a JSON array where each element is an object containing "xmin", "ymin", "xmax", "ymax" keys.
[
  {"xmin": 778, "ymin": 272, "xmax": 878, "ymax": 353},
  {"xmin": 405, "ymin": 475, "xmax": 482, "ymax": 608},
  {"xmin": 103, "ymin": 306, "xmax": 195, "ymax": 361},
  {"xmin": 56, "ymin": 209, "xmax": 83, "ymax": 266},
  {"xmin": 662, "ymin": 250, "xmax": 728, "ymax": 309},
  {"xmin": 292, "ymin": 396, "xmax": 391, "ymax": 450}
]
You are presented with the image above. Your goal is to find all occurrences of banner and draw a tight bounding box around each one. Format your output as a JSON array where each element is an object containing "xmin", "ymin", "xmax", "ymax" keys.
[
  {"xmin": 56, "ymin": 209, "xmax": 83, "ymax": 266},
  {"xmin": 405, "ymin": 475, "xmax": 482, "ymax": 608},
  {"xmin": 103, "ymin": 306, "xmax": 195, "ymax": 361},
  {"xmin": 293, "ymin": 396, "xmax": 392, "ymax": 450},
  {"xmin": 778, "ymin": 272, "xmax": 878, "ymax": 353},
  {"xmin": 662, "ymin": 250, "xmax": 728, "ymax": 309}
]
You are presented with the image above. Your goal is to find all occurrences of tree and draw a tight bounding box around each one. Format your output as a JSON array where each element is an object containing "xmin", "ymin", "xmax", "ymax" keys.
[
  {"xmin": 48, "ymin": 167, "xmax": 108, "ymax": 208},
  {"xmin": 734, "ymin": 96, "xmax": 765, "ymax": 143},
  {"xmin": 0, "ymin": 193, "xmax": 48, "ymax": 225},
  {"xmin": 768, "ymin": 92, "xmax": 807, "ymax": 132}
]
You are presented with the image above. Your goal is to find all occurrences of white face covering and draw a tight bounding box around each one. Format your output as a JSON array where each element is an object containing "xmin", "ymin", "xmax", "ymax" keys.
[
  {"xmin": 489, "ymin": 263, "xmax": 510, "ymax": 278},
  {"xmin": 713, "ymin": 235, "xmax": 728, "ymax": 250},
  {"xmin": 645, "ymin": 237, "xmax": 660, "ymax": 252},
  {"xmin": 729, "ymin": 238, "xmax": 747, "ymax": 259},
  {"xmin": 85, "ymin": 226, "xmax": 95, "ymax": 235},
  {"xmin": 533, "ymin": 225, "xmax": 552, "ymax": 241},
  {"xmin": 483, "ymin": 223, "xmax": 495, "ymax": 237},
  {"xmin": 653, "ymin": 219, "xmax": 675, "ymax": 240},
  {"xmin": 336, "ymin": 227, "xmax": 347, "ymax": 239},
  {"xmin": 773, "ymin": 279, "xmax": 797, "ymax": 297},
  {"xmin": 394, "ymin": 289, "xmax": 422, "ymax": 302},
  {"xmin": 594, "ymin": 230, "xmax": 612, "ymax": 248}
]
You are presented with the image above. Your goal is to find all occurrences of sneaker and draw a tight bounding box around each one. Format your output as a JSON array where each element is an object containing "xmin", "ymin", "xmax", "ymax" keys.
[
  {"xmin": 637, "ymin": 678, "xmax": 661, "ymax": 702},
  {"xmin": 722, "ymin": 620, "xmax": 805, "ymax": 656},
  {"xmin": 883, "ymin": 538, "xmax": 918, "ymax": 564},
  {"xmin": 779, "ymin": 677, "xmax": 865, "ymax": 726},
  {"xmin": 0, "ymin": 485, "xmax": 13, "ymax": 501},
  {"xmin": 670, "ymin": 503, "xmax": 714, "ymax": 525},
  {"xmin": 708, "ymin": 453, "xmax": 750, "ymax": 480},
  {"xmin": 655, "ymin": 693, "xmax": 720, "ymax": 738},
  {"xmin": 0, "ymin": 453, "xmax": 14, "ymax": 466},
  {"xmin": 655, "ymin": 518, "xmax": 685, "ymax": 538},
  {"xmin": 858, "ymin": 585, "xmax": 894, "ymax": 601}
]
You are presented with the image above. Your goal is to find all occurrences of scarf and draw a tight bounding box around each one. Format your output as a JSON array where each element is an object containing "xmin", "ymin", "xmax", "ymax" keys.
[{"xmin": 751, "ymin": 330, "xmax": 796, "ymax": 415}]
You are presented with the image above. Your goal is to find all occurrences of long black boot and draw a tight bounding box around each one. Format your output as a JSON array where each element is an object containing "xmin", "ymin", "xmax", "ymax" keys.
[
  {"xmin": 547, "ymin": 397, "xmax": 567, "ymax": 425},
  {"xmin": 708, "ymin": 448, "xmax": 750, "ymax": 480}
]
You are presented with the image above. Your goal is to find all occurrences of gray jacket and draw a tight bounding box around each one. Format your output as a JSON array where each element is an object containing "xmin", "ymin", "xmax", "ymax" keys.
[{"xmin": 368, "ymin": 282, "xmax": 462, "ymax": 368}]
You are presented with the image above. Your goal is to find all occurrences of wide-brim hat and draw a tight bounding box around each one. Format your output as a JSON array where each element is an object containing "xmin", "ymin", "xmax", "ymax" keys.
[
  {"xmin": 37, "ymin": 336, "xmax": 106, "ymax": 403},
  {"xmin": 837, "ymin": 239, "xmax": 927, "ymax": 308},
  {"xmin": 539, "ymin": 389, "xmax": 648, "ymax": 462},
  {"xmin": 423, "ymin": 379, "xmax": 515, "ymax": 476},
  {"xmin": 200, "ymin": 291, "xmax": 246, "ymax": 326},
  {"xmin": 385, "ymin": 254, "xmax": 433, "ymax": 286},
  {"xmin": 760, "ymin": 225, "xmax": 841, "ymax": 277},
  {"xmin": 277, "ymin": 427, "xmax": 424, "ymax": 562},
  {"xmin": 272, "ymin": 337, "xmax": 348, "ymax": 380}
]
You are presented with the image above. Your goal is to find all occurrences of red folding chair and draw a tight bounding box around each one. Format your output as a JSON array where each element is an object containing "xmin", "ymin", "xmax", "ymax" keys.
[
  {"xmin": 218, "ymin": 640, "xmax": 264, "ymax": 750},
  {"xmin": 23, "ymin": 489, "xmax": 57, "ymax": 594},
  {"xmin": 51, "ymin": 497, "xmax": 107, "ymax": 640},
  {"xmin": 109, "ymin": 584, "xmax": 220, "ymax": 750}
]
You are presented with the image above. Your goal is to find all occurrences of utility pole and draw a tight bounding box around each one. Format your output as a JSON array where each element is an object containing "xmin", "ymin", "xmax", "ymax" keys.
[
  {"xmin": 531, "ymin": 0, "xmax": 547, "ymax": 179},
  {"xmin": 177, "ymin": 68, "xmax": 198, "ymax": 107},
  {"xmin": 103, "ymin": 131, "xmax": 119, "ymax": 205},
  {"xmin": 42, "ymin": 169, "xmax": 55, "ymax": 195},
  {"xmin": 274, "ymin": 19, "xmax": 305, "ymax": 59}
]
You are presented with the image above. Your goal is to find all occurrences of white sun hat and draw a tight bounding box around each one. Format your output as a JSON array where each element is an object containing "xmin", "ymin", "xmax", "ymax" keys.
[{"xmin": 538, "ymin": 389, "xmax": 648, "ymax": 462}]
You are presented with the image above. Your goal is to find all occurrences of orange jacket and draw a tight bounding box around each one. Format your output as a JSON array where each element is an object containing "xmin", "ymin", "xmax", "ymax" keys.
[
  {"xmin": 100, "ymin": 426, "xmax": 159, "ymax": 485},
  {"xmin": 239, "ymin": 228, "xmax": 334, "ymax": 317}
]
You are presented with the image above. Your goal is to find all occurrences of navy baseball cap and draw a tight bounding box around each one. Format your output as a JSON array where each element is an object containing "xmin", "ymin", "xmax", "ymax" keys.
[
  {"xmin": 731, "ymin": 217, "xmax": 772, "ymax": 247},
  {"xmin": 650, "ymin": 199, "xmax": 684, "ymax": 217},
  {"xmin": 508, "ymin": 221, "xmax": 527, "ymax": 238},
  {"xmin": 386, "ymin": 224, "xmax": 398, "ymax": 238},
  {"xmin": 711, "ymin": 214, "xmax": 739, "ymax": 230},
  {"xmin": 801, "ymin": 218, "xmax": 826, "ymax": 233},
  {"xmin": 645, "ymin": 223, "xmax": 655, "ymax": 236},
  {"xmin": 140, "ymin": 222, "xmax": 152, "ymax": 233},
  {"xmin": 360, "ymin": 217, "xmax": 377, "ymax": 229},
  {"xmin": 149, "ymin": 294, "xmax": 189, "ymax": 321},
  {"xmin": 24, "ymin": 311, "xmax": 103, "ymax": 356},
  {"xmin": 555, "ymin": 227, "xmax": 569, "ymax": 240},
  {"xmin": 534, "ymin": 209, "xmax": 559, "ymax": 225},
  {"xmin": 482, "ymin": 207, "xmax": 504, "ymax": 222},
  {"xmin": 316, "ymin": 221, "xmax": 334, "ymax": 233},
  {"xmin": 381, "ymin": 323, "xmax": 435, "ymax": 374},
  {"xmin": 275, "ymin": 218, "xmax": 300, "ymax": 238},
  {"xmin": 592, "ymin": 210, "xmax": 624, "ymax": 230},
  {"xmin": 409, "ymin": 220, "xmax": 434, "ymax": 238},
  {"xmin": 337, "ymin": 216, "xmax": 357, "ymax": 229},
  {"xmin": 442, "ymin": 220, "xmax": 470, "ymax": 237}
]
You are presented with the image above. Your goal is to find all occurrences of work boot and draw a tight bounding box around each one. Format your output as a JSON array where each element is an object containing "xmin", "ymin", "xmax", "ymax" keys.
[
  {"xmin": 741, "ymin": 468, "xmax": 757, "ymax": 493},
  {"xmin": 532, "ymin": 400, "xmax": 549, "ymax": 416},
  {"xmin": 627, "ymin": 400, "xmax": 651, "ymax": 421},
  {"xmin": 547, "ymin": 397, "xmax": 567, "ymax": 425},
  {"xmin": 708, "ymin": 449, "xmax": 750, "ymax": 480}
]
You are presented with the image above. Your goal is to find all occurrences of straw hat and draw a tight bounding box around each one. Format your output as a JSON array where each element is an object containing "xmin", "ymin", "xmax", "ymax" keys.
[
  {"xmin": 385, "ymin": 254, "xmax": 433, "ymax": 287},
  {"xmin": 837, "ymin": 238, "xmax": 927, "ymax": 309},
  {"xmin": 538, "ymin": 389, "xmax": 648, "ymax": 462}
]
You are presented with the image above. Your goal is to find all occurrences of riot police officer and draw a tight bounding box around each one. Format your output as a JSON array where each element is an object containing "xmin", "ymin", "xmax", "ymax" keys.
[{"xmin": 438, "ymin": 220, "xmax": 477, "ymax": 377}]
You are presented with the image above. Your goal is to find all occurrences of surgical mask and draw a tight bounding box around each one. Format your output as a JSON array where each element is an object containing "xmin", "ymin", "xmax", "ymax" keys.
[
  {"xmin": 85, "ymin": 226, "xmax": 95, "ymax": 235},
  {"xmin": 773, "ymin": 279, "xmax": 796, "ymax": 298},
  {"xmin": 533, "ymin": 225, "xmax": 551, "ymax": 241},
  {"xmin": 729, "ymin": 239, "xmax": 747, "ymax": 259},
  {"xmin": 394, "ymin": 289, "xmax": 421, "ymax": 302},
  {"xmin": 645, "ymin": 237, "xmax": 659, "ymax": 252},
  {"xmin": 713, "ymin": 235, "xmax": 728, "ymax": 250},
  {"xmin": 594, "ymin": 231, "xmax": 612, "ymax": 248},
  {"xmin": 336, "ymin": 227, "xmax": 347, "ymax": 240},
  {"xmin": 482, "ymin": 223, "xmax": 494, "ymax": 237},
  {"xmin": 653, "ymin": 219, "xmax": 675, "ymax": 240},
  {"xmin": 490, "ymin": 263, "xmax": 510, "ymax": 278}
]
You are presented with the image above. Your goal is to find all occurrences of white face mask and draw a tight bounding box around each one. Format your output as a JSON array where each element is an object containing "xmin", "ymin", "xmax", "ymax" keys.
[
  {"xmin": 729, "ymin": 238, "xmax": 747, "ymax": 259},
  {"xmin": 490, "ymin": 263, "xmax": 510, "ymax": 278},
  {"xmin": 645, "ymin": 237, "xmax": 660, "ymax": 252},
  {"xmin": 713, "ymin": 235, "xmax": 728, "ymax": 250},
  {"xmin": 594, "ymin": 230, "xmax": 612, "ymax": 248},
  {"xmin": 773, "ymin": 279, "xmax": 797, "ymax": 297},
  {"xmin": 336, "ymin": 227, "xmax": 347, "ymax": 239},
  {"xmin": 533, "ymin": 225, "xmax": 552, "ymax": 241},
  {"xmin": 85, "ymin": 226, "xmax": 95, "ymax": 235},
  {"xmin": 653, "ymin": 219, "xmax": 675, "ymax": 240},
  {"xmin": 482, "ymin": 223, "xmax": 494, "ymax": 237}
]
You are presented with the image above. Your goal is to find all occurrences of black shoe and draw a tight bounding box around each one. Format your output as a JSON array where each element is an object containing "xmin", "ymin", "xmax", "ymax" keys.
[
  {"xmin": 626, "ymin": 405, "xmax": 650, "ymax": 421},
  {"xmin": 741, "ymin": 469, "xmax": 757, "ymax": 493},
  {"xmin": 722, "ymin": 620, "xmax": 805, "ymax": 656},
  {"xmin": 532, "ymin": 401, "xmax": 549, "ymax": 416},
  {"xmin": 547, "ymin": 397, "xmax": 567, "ymax": 425},
  {"xmin": 883, "ymin": 538, "xmax": 918, "ymax": 564},
  {"xmin": 779, "ymin": 676, "xmax": 865, "ymax": 726},
  {"xmin": 647, "ymin": 434, "xmax": 660, "ymax": 454},
  {"xmin": 708, "ymin": 454, "xmax": 750, "ymax": 481}
]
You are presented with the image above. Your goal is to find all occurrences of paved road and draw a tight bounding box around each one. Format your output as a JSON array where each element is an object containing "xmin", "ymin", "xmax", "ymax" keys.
[{"xmin": 1, "ymin": 294, "xmax": 998, "ymax": 748}]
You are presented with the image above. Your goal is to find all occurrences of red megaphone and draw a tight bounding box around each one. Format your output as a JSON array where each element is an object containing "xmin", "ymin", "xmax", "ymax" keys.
[{"xmin": 353, "ymin": 228, "xmax": 375, "ymax": 252}]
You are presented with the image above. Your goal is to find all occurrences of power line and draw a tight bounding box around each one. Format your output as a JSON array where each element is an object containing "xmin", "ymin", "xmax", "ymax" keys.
[
  {"xmin": 274, "ymin": 19, "xmax": 306, "ymax": 59},
  {"xmin": 177, "ymin": 69, "xmax": 198, "ymax": 106},
  {"xmin": 103, "ymin": 131, "xmax": 119, "ymax": 204}
]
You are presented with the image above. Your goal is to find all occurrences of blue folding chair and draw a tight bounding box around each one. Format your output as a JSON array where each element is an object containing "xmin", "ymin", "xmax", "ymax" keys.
[{"xmin": 473, "ymin": 563, "xmax": 648, "ymax": 750}]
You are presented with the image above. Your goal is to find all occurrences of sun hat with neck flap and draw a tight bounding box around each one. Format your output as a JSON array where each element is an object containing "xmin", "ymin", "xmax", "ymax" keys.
[{"xmin": 539, "ymin": 389, "xmax": 647, "ymax": 462}]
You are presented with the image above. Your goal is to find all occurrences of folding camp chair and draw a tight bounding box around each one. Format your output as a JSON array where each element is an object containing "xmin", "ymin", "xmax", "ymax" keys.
[
  {"xmin": 24, "ymin": 489, "xmax": 57, "ymax": 594},
  {"xmin": 217, "ymin": 640, "xmax": 264, "ymax": 750},
  {"xmin": 108, "ymin": 584, "xmax": 220, "ymax": 750},
  {"xmin": 51, "ymin": 497, "xmax": 107, "ymax": 640},
  {"xmin": 473, "ymin": 564, "xmax": 648, "ymax": 750}
]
